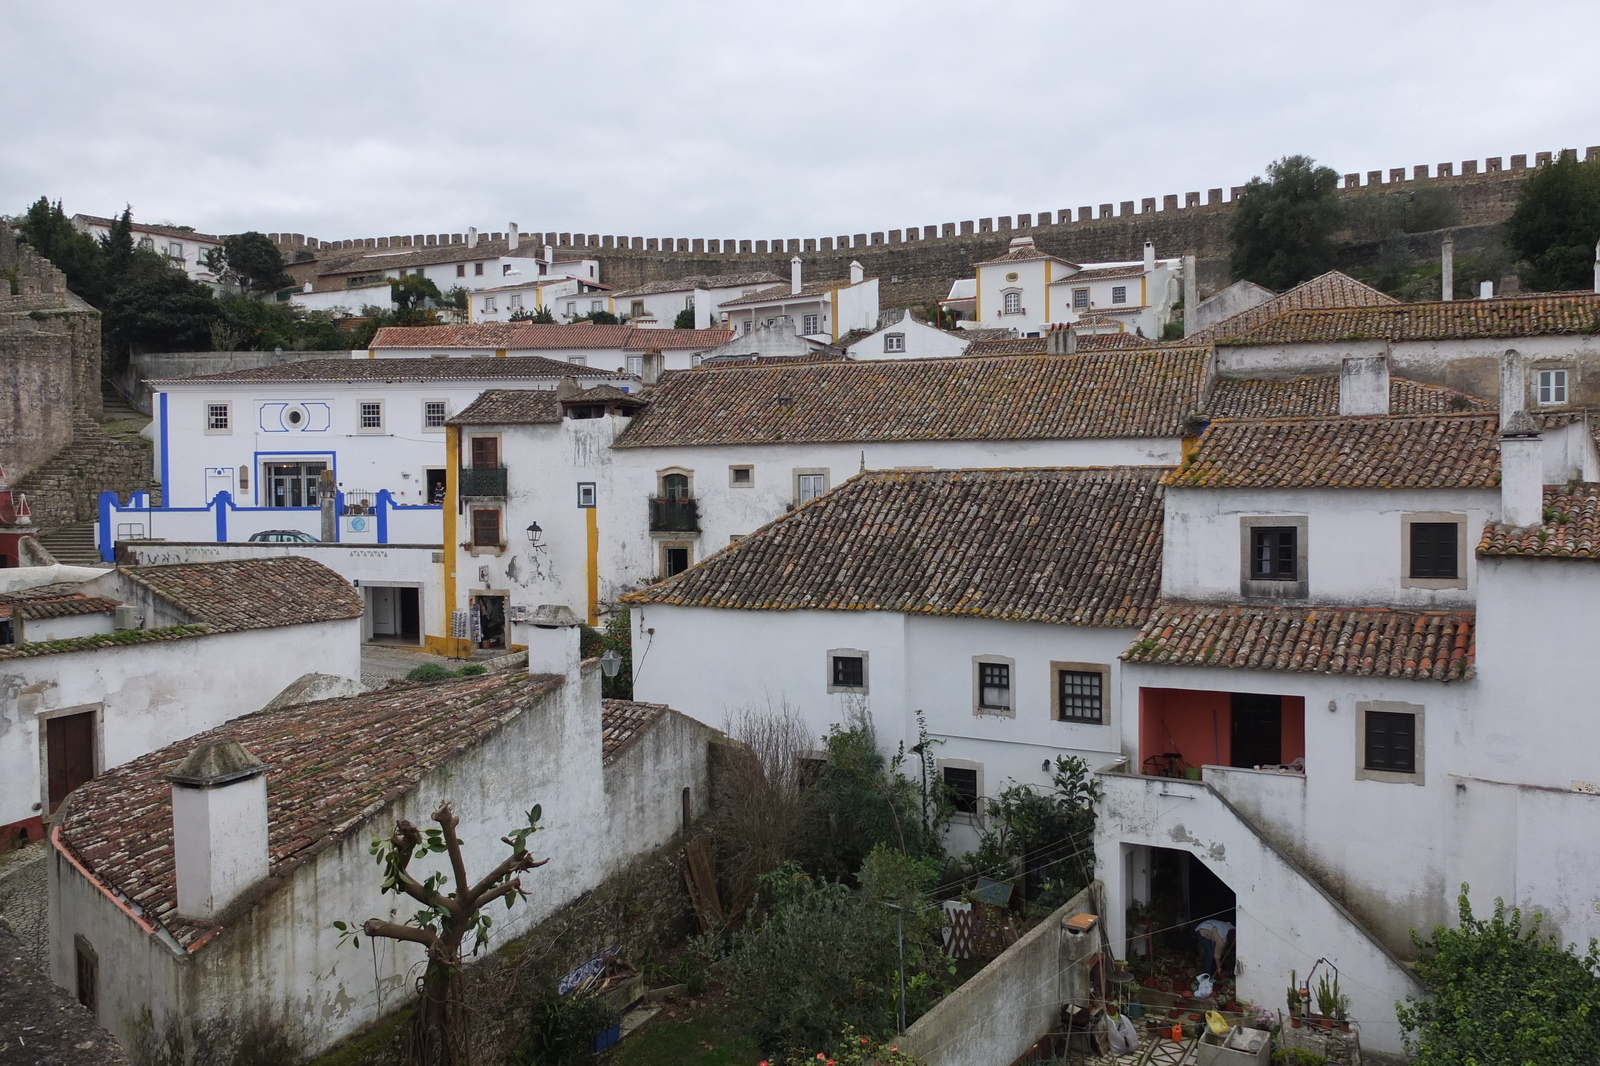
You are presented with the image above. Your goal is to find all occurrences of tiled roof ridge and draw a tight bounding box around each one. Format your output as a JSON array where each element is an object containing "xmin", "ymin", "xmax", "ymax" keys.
[
  {"xmin": 674, "ymin": 344, "xmax": 1212, "ymax": 377},
  {"xmin": 116, "ymin": 557, "xmax": 364, "ymax": 631},
  {"xmin": 0, "ymin": 624, "xmax": 212, "ymax": 661},
  {"xmin": 1203, "ymin": 410, "xmax": 1499, "ymax": 427},
  {"xmin": 1220, "ymin": 291, "xmax": 1600, "ymax": 345},
  {"xmin": 154, "ymin": 355, "xmax": 620, "ymax": 384},
  {"xmin": 1479, "ymin": 482, "xmax": 1600, "ymax": 558}
]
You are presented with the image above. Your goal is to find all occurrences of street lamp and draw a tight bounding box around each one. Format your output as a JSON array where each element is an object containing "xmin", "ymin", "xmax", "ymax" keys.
[
  {"xmin": 599, "ymin": 647, "xmax": 622, "ymax": 678},
  {"xmin": 525, "ymin": 521, "xmax": 544, "ymax": 547}
]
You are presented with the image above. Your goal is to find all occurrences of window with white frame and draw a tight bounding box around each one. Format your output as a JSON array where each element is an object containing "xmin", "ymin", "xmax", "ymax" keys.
[
  {"xmin": 1111, "ymin": 285, "xmax": 1127, "ymax": 304},
  {"xmin": 626, "ymin": 355, "xmax": 644, "ymax": 376},
  {"xmin": 631, "ymin": 300, "xmax": 646, "ymax": 318},
  {"xmin": 566, "ymin": 301, "xmax": 577, "ymax": 316},
  {"xmin": 423, "ymin": 400, "xmax": 448, "ymax": 430},
  {"xmin": 359, "ymin": 401, "xmax": 384, "ymax": 432},
  {"xmin": 590, "ymin": 300, "xmax": 603, "ymax": 313},
  {"xmin": 567, "ymin": 355, "xmax": 588, "ymax": 366},
  {"xmin": 803, "ymin": 313, "xmax": 820, "ymax": 334},
  {"xmin": 507, "ymin": 294, "xmax": 522, "ymax": 309},
  {"xmin": 206, "ymin": 403, "xmax": 230, "ymax": 433},
  {"xmin": 1003, "ymin": 291, "xmax": 1022, "ymax": 314},
  {"xmin": 795, "ymin": 469, "xmax": 828, "ymax": 503},
  {"xmin": 167, "ymin": 242, "xmax": 183, "ymax": 259},
  {"xmin": 1073, "ymin": 288, "xmax": 1089, "ymax": 309},
  {"xmin": 1538, "ymin": 369, "xmax": 1569, "ymax": 405},
  {"xmin": 484, "ymin": 297, "xmax": 497, "ymax": 313},
  {"xmin": 743, "ymin": 320, "xmax": 753, "ymax": 334},
  {"xmin": 883, "ymin": 332, "xmax": 905, "ymax": 352}
]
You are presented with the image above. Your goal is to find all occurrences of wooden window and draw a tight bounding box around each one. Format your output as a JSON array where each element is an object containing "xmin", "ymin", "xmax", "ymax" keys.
[
  {"xmin": 1409, "ymin": 522, "xmax": 1459, "ymax": 579},
  {"xmin": 832, "ymin": 655, "xmax": 864, "ymax": 688},
  {"xmin": 979, "ymin": 662, "xmax": 1011, "ymax": 710},
  {"xmin": 1250, "ymin": 527, "xmax": 1298, "ymax": 580},
  {"xmin": 456, "ymin": 264, "xmax": 465, "ymax": 277},
  {"xmin": 1364, "ymin": 711, "xmax": 1416, "ymax": 773},
  {"xmin": 1111, "ymin": 285, "xmax": 1128, "ymax": 304},
  {"xmin": 470, "ymin": 436, "xmax": 499, "ymax": 469},
  {"xmin": 1057, "ymin": 669, "xmax": 1103, "ymax": 723},
  {"xmin": 75, "ymin": 938, "xmax": 98, "ymax": 1014},
  {"xmin": 660, "ymin": 472, "xmax": 691, "ymax": 500},
  {"xmin": 359, "ymin": 402, "xmax": 384, "ymax": 431},
  {"xmin": 471, "ymin": 508, "xmax": 501, "ymax": 547},
  {"xmin": 474, "ymin": 263, "xmax": 484, "ymax": 276},
  {"xmin": 943, "ymin": 766, "xmax": 979, "ymax": 814},
  {"xmin": 729, "ymin": 465, "xmax": 753, "ymax": 487}
]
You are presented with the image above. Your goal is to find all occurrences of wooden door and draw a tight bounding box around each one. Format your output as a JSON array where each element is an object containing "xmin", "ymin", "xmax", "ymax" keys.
[{"xmin": 47, "ymin": 712, "xmax": 96, "ymax": 813}]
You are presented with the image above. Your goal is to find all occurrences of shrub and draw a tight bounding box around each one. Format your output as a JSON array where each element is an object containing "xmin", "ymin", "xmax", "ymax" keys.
[
  {"xmin": 794, "ymin": 721, "xmax": 939, "ymax": 883},
  {"xmin": 457, "ymin": 663, "xmax": 487, "ymax": 676},
  {"xmin": 965, "ymin": 755, "xmax": 1101, "ymax": 906},
  {"xmin": 405, "ymin": 663, "xmax": 456, "ymax": 682},
  {"xmin": 512, "ymin": 985, "xmax": 618, "ymax": 1066}
]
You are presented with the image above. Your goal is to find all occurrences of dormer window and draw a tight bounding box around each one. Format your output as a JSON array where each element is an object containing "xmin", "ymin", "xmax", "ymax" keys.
[
  {"xmin": 1538, "ymin": 369, "xmax": 1568, "ymax": 405},
  {"xmin": 884, "ymin": 332, "xmax": 905, "ymax": 352},
  {"xmin": 1003, "ymin": 291, "xmax": 1022, "ymax": 314}
]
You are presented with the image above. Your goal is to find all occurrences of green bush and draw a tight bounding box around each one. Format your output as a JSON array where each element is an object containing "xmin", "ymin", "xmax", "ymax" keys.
[
  {"xmin": 405, "ymin": 663, "xmax": 456, "ymax": 682},
  {"xmin": 794, "ymin": 724, "xmax": 938, "ymax": 883},
  {"xmin": 1397, "ymin": 885, "xmax": 1600, "ymax": 1065},
  {"xmin": 1506, "ymin": 152, "xmax": 1600, "ymax": 291},
  {"xmin": 512, "ymin": 987, "xmax": 618, "ymax": 1066},
  {"xmin": 1228, "ymin": 155, "xmax": 1342, "ymax": 290},
  {"xmin": 964, "ymin": 755, "xmax": 1100, "ymax": 906},
  {"xmin": 456, "ymin": 663, "xmax": 487, "ymax": 676}
]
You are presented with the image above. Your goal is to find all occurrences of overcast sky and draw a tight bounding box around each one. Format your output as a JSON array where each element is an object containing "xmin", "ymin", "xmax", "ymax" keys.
[{"xmin": 4, "ymin": 1, "xmax": 1597, "ymax": 244}]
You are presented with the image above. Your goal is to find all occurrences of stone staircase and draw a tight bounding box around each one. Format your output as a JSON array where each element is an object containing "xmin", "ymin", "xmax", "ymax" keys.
[
  {"xmin": 14, "ymin": 412, "xmax": 157, "ymax": 532},
  {"xmin": 33, "ymin": 522, "xmax": 103, "ymax": 567}
]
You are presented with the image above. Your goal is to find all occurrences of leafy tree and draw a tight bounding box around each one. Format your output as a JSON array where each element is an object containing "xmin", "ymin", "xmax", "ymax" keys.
[
  {"xmin": 102, "ymin": 251, "xmax": 222, "ymax": 358},
  {"xmin": 389, "ymin": 272, "xmax": 444, "ymax": 311},
  {"xmin": 202, "ymin": 232, "xmax": 291, "ymax": 295},
  {"xmin": 673, "ymin": 307, "xmax": 696, "ymax": 329},
  {"xmin": 966, "ymin": 755, "xmax": 1100, "ymax": 906},
  {"xmin": 795, "ymin": 723, "xmax": 940, "ymax": 883},
  {"xmin": 509, "ymin": 304, "xmax": 557, "ymax": 323},
  {"xmin": 17, "ymin": 196, "xmax": 110, "ymax": 304},
  {"xmin": 335, "ymin": 802, "xmax": 547, "ymax": 1066},
  {"xmin": 1505, "ymin": 153, "xmax": 1600, "ymax": 291},
  {"xmin": 1397, "ymin": 886, "xmax": 1600, "ymax": 1065},
  {"xmin": 1228, "ymin": 155, "xmax": 1343, "ymax": 290},
  {"xmin": 439, "ymin": 285, "xmax": 469, "ymax": 312}
]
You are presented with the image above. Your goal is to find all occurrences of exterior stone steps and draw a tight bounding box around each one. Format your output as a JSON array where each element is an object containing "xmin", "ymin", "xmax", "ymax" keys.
[
  {"xmin": 33, "ymin": 522, "xmax": 104, "ymax": 567},
  {"xmin": 14, "ymin": 416, "xmax": 158, "ymax": 532}
]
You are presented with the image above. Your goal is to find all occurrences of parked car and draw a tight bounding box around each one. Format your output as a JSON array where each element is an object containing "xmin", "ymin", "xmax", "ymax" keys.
[{"xmin": 248, "ymin": 530, "xmax": 318, "ymax": 543}]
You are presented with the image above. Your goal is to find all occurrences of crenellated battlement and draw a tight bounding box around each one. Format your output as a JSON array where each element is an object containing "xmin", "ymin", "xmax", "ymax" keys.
[{"xmin": 267, "ymin": 147, "xmax": 1592, "ymax": 260}]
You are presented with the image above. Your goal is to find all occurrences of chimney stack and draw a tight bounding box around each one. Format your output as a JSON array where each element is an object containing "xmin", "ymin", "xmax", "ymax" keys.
[
  {"xmin": 1480, "ymin": 279, "xmax": 1495, "ymax": 299},
  {"xmin": 693, "ymin": 288, "xmax": 711, "ymax": 330},
  {"xmin": 542, "ymin": 244, "xmax": 554, "ymax": 268},
  {"xmin": 1143, "ymin": 240, "xmax": 1156, "ymax": 273},
  {"xmin": 167, "ymin": 739, "xmax": 269, "ymax": 920},
  {"xmin": 467, "ymin": 226, "xmax": 478, "ymax": 250},
  {"xmin": 1047, "ymin": 324, "xmax": 1078, "ymax": 355},
  {"xmin": 1338, "ymin": 355, "xmax": 1390, "ymax": 415},
  {"xmin": 1441, "ymin": 236, "xmax": 1454, "ymax": 301},
  {"xmin": 523, "ymin": 604, "xmax": 584, "ymax": 677},
  {"xmin": 508, "ymin": 223, "xmax": 519, "ymax": 251},
  {"xmin": 849, "ymin": 260, "xmax": 864, "ymax": 285},
  {"xmin": 1182, "ymin": 253, "xmax": 1197, "ymax": 338},
  {"xmin": 1497, "ymin": 348, "xmax": 1543, "ymax": 527},
  {"xmin": 641, "ymin": 349, "xmax": 665, "ymax": 386},
  {"xmin": 791, "ymin": 255, "xmax": 803, "ymax": 295},
  {"xmin": 1593, "ymin": 239, "xmax": 1599, "ymax": 293}
]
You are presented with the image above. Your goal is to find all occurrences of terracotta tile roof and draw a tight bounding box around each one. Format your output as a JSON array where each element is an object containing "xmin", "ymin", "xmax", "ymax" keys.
[
  {"xmin": 471, "ymin": 278, "xmax": 613, "ymax": 294},
  {"xmin": 1056, "ymin": 265, "xmax": 1148, "ymax": 283},
  {"xmin": 718, "ymin": 279, "xmax": 868, "ymax": 307},
  {"xmin": 610, "ymin": 272, "xmax": 782, "ymax": 297},
  {"xmin": 623, "ymin": 467, "xmax": 1166, "ymax": 628},
  {"xmin": 601, "ymin": 699, "xmax": 671, "ymax": 764},
  {"xmin": 73, "ymin": 214, "xmax": 222, "ymax": 244},
  {"xmin": 1205, "ymin": 376, "xmax": 1494, "ymax": 419},
  {"xmin": 1479, "ymin": 484, "xmax": 1600, "ymax": 558},
  {"xmin": 1223, "ymin": 293, "xmax": 1600, "ymax": 345},
  {"xmin": 55, "ymin": 672, "xmax": 565, "ymax": 950},
  {"xmin": 447, "ymin": 389, "xmax": 562, "ymax": 426},
  {"xmin": 955, "ymin": 328, "xmax": 1020, "ymax": 342},
  {"xmin": 696, "ymin": 351, "xmax": 850, "ymax": 368},
  {"xmin": 156, "ymin": 356, "xmax": 617, "ymax": 385},
  {"xmin": 1124, "ymin": 604, "xmax": 1475, "ymax": 681},
  {"xmin": 960, "ymin": 333, "xmax": 1158, "ymax": 357},
  {"xmin": 0, "ymin": 625, "xmax": 210, "ymax": 661},
  {"xmin": 617, "ymin": 348, "xmax": 1212, "ymax": 448},
  {"xmin": 120, "ymin": 557, "xmax": 363, "ymax": 631},
  {"xmin": 315, "ymin": 239, "xmax": 540, "ymax": 276},
  {"xmin": 1187, "ymin": 270, "xmax": 1398, "ymax": 343},
  {"xmin": 10, "ymin": 594, "xmax": 121, "ymax": 620},
  {"xmin": 976, "ymin": 245, "xmax": 1077, "ymax": 267},
  {"xmin": 1166, "ymin": 413, "xmax": 1502, "ymax": 489},
  {"xmin": 366, "ymin": 324, "xmax": 734, "ymax": 351}
]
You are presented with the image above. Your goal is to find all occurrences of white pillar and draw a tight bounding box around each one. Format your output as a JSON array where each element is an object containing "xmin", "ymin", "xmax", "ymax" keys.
[
  {"xmin": 790, "ymin": 255, "xmax": 803, "ymax": 295},
  {"xmin": 693, "ymin": 288, "xmax": 711, "ymax": 330},
  {"xmin": 849, "ymin": 260, "xmax": 864, "ymax": 285},
  {"xmin": 1441, "ymin": 236, "xmax": 1454, "ymax": 301}
]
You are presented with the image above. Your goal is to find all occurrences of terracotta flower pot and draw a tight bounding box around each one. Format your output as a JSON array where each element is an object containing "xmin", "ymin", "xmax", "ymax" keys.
[
  {"xmin": 1290, "ymin": 1017, "xmax": 1302, "ymax": 1029},
  {"xmin": 1340, "ymin": 1021, "xmax": 1351, "ymax": 1033}
]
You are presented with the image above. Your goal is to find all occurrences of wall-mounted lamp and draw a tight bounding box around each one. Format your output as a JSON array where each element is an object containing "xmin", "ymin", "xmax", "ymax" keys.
[
  {"xmin": 1042, "ymin": 760, "xmax": 1052, "ymax": 773},
  {"xmin": 1328, "ymin": 700, "xmax": 1338, "ymax": 713},
  {"xmin": 599, "ymin": 647, "xmax": 622, "ymax": 678},
  {"xmin": 526, "ymin": 521, "xmax": 544, "ymax": 547}
]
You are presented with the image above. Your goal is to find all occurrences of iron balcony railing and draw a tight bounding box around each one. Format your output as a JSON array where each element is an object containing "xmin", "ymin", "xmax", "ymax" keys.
[
  {"xmin": 649, "ymin": 496, "xmax": 700, "ymax": 533},
  {"xmin": 459, "ymin": 466, "xmax": 508, "ymax": 498}
]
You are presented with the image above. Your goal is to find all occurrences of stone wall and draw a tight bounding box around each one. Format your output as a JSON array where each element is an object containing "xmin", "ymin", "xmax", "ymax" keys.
[
  {"xmin": 119, "ymin": 349, "xmax": 318, "ymax": 413},
  {"xmin": 0, "ymin": 236, "xmax": 102, "ymax": 480}
]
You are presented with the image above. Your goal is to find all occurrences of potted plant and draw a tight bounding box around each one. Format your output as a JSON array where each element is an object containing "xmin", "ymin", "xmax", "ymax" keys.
[
  {"xmin": 1285, "ymin": 970, "xmax": 1302, "ymax": 1024},
  {"xmin": 1314, "ymin": 974, "xmax": 1342, "ymax": 1030}
]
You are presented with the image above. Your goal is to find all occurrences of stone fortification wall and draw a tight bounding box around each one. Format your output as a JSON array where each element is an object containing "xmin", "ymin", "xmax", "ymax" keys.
[
  {"xmin": 0, "ymin": 236, "xmax": 102, "ymax": 479},
  {"xmin": 269, "ymin": 147, "xmax": 1590, "ymax": 305},
  {"xmin": 118, "ymin": 349, "xmax": 318, "ymax": 413}
]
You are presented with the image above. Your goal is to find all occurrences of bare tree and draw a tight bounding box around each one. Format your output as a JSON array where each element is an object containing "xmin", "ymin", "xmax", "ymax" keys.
[
  {"xmin": 335, "ymin": 802, "xmax": 546, "ymax": 1066},
  {"xmin": 710, "ymin": 697, "xmax": 815, "ymax": 917}
]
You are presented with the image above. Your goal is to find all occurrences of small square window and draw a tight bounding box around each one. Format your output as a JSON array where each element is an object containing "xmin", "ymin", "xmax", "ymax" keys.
[
  {"xmin": 803, "ymin": 313, "xmax": 820, "ymax": 334},
  {"xmin": 503, "ymin": 264, "xmax": 513, "ymax": 275},
  {"xmin": 729, "ymin": 465, "xmax": 754, "ymax": 487},
  {"xmin": 456, "ymin": 264, "xmax": 466, "ymax": 277},
  {"xmin": 423, "ymin": 400, "xmax": 448, "ymax": 429},
  {"xmin": 626, "ymin": 355, "xmax": 644, "ymax": 376},
  {"xmin": 1364, "ymin": 711, "xmax": 1416, "ymax": 773},
  {"xmin": 1057, "ymin": 669, "xmax": 1103, "ymax": 723},
  {"xmin": 1250, "ymin": 527, "xmax": 1297, "ymax": 580},
  {"xmin": 884, "ymin": 332, "xmax": 905, "ymax": 352},
  {"xmin": 484, "ymin": 297, "xmax": 497, "ymax": 313},
  {"xmin": 471, "ymin": 507, "xmax": 501, "ymax": 547},
  {"xmin": 631, "ymin": 300, "xmax": 646, "ymax": 318},
  {"xmin": 1538, "ymin": 369, "xmax": 1568, "ymax": 405},
  {"xmin": 1073, "ymin": 288, "xmax": 1089, "ymax": 309},
  {"xmin": 1111, "ymin": 285, "xmax": 1127, "ymax": 304},
  {"xmin": 832, "ymin": 655, "xmax": 864, "ymax": 688},
  {"xmin": 577, "ymin": 482, "xmax": 597, "ymax": 508},
  {"xmin": 943, "ymin": 766, "xmax": 979, "ymax": 815},
  {"xmin": 591, "ymin": 300, "xmax": 603, "ymax": 313},
  {"xmin": 508, "ymin": 294, "xmax": 522, "ymax": 309},
  {"xmin": 567, "ymin": 355, "xmax": 587, "ymax": 366},
  {"xmin": 979, "ymin": 662, "xmax": 1011, "ymax": 711},
  {"xmin": 663, "ymin": 544, "xmax": 691, "ymax": 576},
  {"xmin": 474, "ymin": 263, "xmax": 484, "ymax": 276},
  {"xmin": 796, "ymin": 471, "xmax": 827, "ymax": 503},
  {"xmin": 359, "ymin": 402, "xmax": 384, "ymax": 432},
  {"xmin": 1409, "ymin": 522, "xmax": 1459, "ymax": 579},
  {"xmin": 206, "ymin": 403, "xmax": 230, "ymax": 432}
]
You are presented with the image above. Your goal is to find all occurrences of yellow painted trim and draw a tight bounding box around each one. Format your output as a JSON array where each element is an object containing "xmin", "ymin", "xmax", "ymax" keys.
[
  {"xmin": 367, "ymin": 349, "xmax": 376, "ymax": 359},
  {"xmin": 494, "ymin": 348, "xmax": 506, "ymax": 358},
  {"xmin": 1141, "ymin": 275, "xmax": 1147, "ymax": 309},
  {"xmin": 443, "ymin": 426, "xmax": 465, "ymax": 657},
  {"xmin": 585, "ymin": 506, "xmax": 599, "ymax": 625},
  {"xmin": 607, "ymin": 296, "xmax": 615, "ymax": 315},
  {"xmin": 1043, "ymin": 261, "xmax": 1052, "ymax": 324}
]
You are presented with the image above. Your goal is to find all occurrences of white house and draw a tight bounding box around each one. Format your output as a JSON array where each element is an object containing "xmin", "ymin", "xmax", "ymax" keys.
[
  {"xmin": 50, "ymin": 621, "xmax": 718, "ymax": 1057},
  {"xmin": 1, "ymin": 556, "xmax": 362, "ymax": 845},
  {"xmin": 949, "ymin": 236, "xmax": 1181, "ymax": 339},
  {"xmin": 71, "ymin": 214, "xmax": 223, "ymax": 284},
  {"xmin": 437, "ymin": 346, "xmax": 1212, "ymax": 650},
  {"xmin": 717, "ymin": 258, "xmax": 879, "ymax": 342},
  {"xmin": 843, "ymin": 309, "xmax": 972, "ymax": 361},
  {"xmin": 468, "ymin": 276, "xmax": 614, "ymax": 323},
  {"xmin": 364, "ymin": 323, "xmax": 735, "ymax": 374},
  {"xmin": 610, "ymin": 271, "xmax": 783, "ymax": 330}
]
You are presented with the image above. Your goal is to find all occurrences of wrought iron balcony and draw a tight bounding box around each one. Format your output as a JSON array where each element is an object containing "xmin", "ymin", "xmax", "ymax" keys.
[
  {"xmin": 649, "ymin": 496, "xmax": 700, "ymax": 533},
  {"xmin": 459, "ymin": 466, "xmax": 508, "ymax": 498}
]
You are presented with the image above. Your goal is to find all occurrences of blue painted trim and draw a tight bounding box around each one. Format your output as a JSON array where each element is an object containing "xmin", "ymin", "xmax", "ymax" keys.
[
  {"xmin": 98, "ymin": 491, "xmax": 116, "ymax": 562},
  {"xmin": 333, "ymin": 491, "xmax": 344, "ymax": 543},
  {"xmin": 213, "ymin": 490, "xmax": 231, "ymax": 541},
  {"xmin": 158, "ymin": 393, "xmax": 170, "ymax": 499},
  {"xmin": 375, "ymin": 489, "xmax": 392, "ymax": 543}
]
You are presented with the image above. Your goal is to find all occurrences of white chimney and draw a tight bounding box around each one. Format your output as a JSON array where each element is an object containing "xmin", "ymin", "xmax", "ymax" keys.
[
  {"xmin": 1500, "ymin": 422, "xmax": 1544, "ymax": 527},
  {"xmin": 693, "ymin": 288, "xmax": 711, "ymax": 330},
  {"xmin": 1480, "ymin": 279, "xmax": 1494, "ymax": 299},
  {"xmin": 1047, "ymin": 325, "xmax": 1078, "ymax": 355},
  {"xmin": 508, "ymin": 223, "xmax": 519, "ymax": 251},
  {"xmin": 1182, "ymin": 253, "xmax": 1197, "ymax": 338},
  {"xmin": 791, "ymin": 255, "xmax": 803, "ymax": 295},
  {"xmin": 467, "ymin": 226, "xmax": 478, "ymax": 249},
  {"xmin": 543, "ymin": 243, "xmax": 554, "ymax": 268},
  {"xmin": 1143, "ymin": 240, "xmax": 1156, "ymax": 273},
  {"xmin": 1441, "ymin": 236, "xmax": 1454, "ymax": 301},
  {"xmin": 1593, "ymin": 239, "xmax": 1599, "ymax": 293},
  {"xmin": 1339, "ymin": 355, "xmax": 1390, "ymax": 415},
  {"xmin": 167, "ymin": 739, "xmax": 269, "ymax": 921},
  {"xmin": 641, "ymin": 349, "xmax": 665, "ymax": 386},
  {"xmin": 849, "ymin": 260, "xmax": 864, "ymax": 285},
  {"xmin": 523, "ymin": 604, "xmax": 584, "ymax": 678}
]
